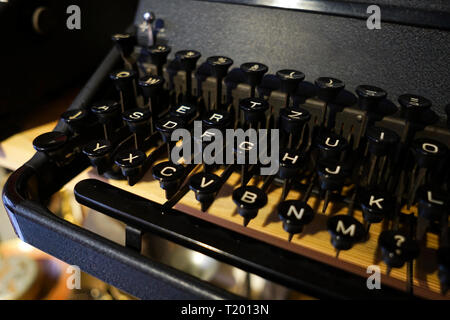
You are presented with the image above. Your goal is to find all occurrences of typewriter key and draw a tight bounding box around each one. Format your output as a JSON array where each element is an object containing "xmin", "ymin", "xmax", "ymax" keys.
[
  {"xmin": 280, "ymin": 107, "xmax": 311, "ymax": 135},
  {"xmin": 170, "ymin": 104, "xmax": 198, "ymax": 123},
  {"xmin": 153, "ymin": 162, "xmax": 187, "ymax": 199},
  {"xmin": 278, "ymin": 149, "xmax": 303, "ymax": 180},
  {"xmin": 148, "ymin": 45, "xmax": 171, "ymax": 76},
  {"xmin": 202, "ymin": 110, "xmax": 232, "ymax": 130},
  {"xmin": 122, "ymin": 109, "xmax": 152, "ymax": 149},
  {"xmin": 33, "ymin": 131, "xmax": 68, "ymax": 162},
  {"xmin": 115, "ymin": 150, "xmax": 147, "ymax": 186},
  {"xmin": 315, "ymin": 77, "xmax": 345, "ymax": 103},
  {"xmin": 139, "ymin": 75, "xmax": 165, "ymax": 118},
  {"xmin": 240, "ymin": 62, "xmax": 268, "ymax": 98},
  {"xmin": 360, "ymin": 189, "xmax": 392, "ymax": 231},
  {"xmin": 189, "ymin": 173, "xmax": 222, "ymax": 212},
  {"xmin": 366, "ymin": 127, "xmax": 399, "ymax": 156},
  {"xmin": 232, "ymin": 186, "xmax": 268, "ymax": 227},
  {"xmin": 279, "ymin": 107, "xmax": 311, "ymax": 148},
  {"xmin": 239, "ymin": 97, "xmax": 269, "ymax": 126},
  {"xmin": 398, "ymin": 94, "xmax": 432, "ymax": 123},
  {"xmin": 278, "ymin": 201, "xmax": 315, "ymax": 242},
  {"xmin": 317, "ymin": 161, "xmax": 350, "ymax": 213},
  {"xmin": 175, "ymin": 50, "xmax": 202, "ymax": 102},
  {"xmin": 365, "ymin": 126, "xmax": 399, "ymax": 186},
  {"xmin": 378, "ymin": 230, "xmax": 420, "ymax": 271},
  {"xmin": 155, "ymin": 117, "xmax": 186, "ymax": 160},
  {"xmin": 112, "ymin": 33, "xmax": 136, "ymax": 59},
  {"xmin": 234, "ymin": 137, "xmax": 258, "ymax": 187},
  {"xmin": 207, "ymin": 56, "xmax": 233, "ymax": 110},
  {"xmin": 356, "ymin": 85, "xmax": 387, "ymax": 113},
  {"xmin": 83, "ymin": 140, "xmax": 113, "ymax": 175},
  {"xmin": 91, "ymin": 102, "xmax": 121, "ymax": 141},
  {"xmin": 315, "ymin": 77, "xmax": 345, "ymax": 127},
  {"xmin": 61, "ymin": 109, "xmax": 88, "ymax": 134},
  {"xmin": 327, "ymin": 215, "xmax": 365, "ymax": 253},
  {"xmin": 110, "ymin": 70, "xmax": 138, "ymax": 112},
  {"xmin": 416, "ymin": 188, "xmax": 448, "ymax": 241},
  {"xmin": 276, "ymin": 69, "xmax": 305, "ymax": 108},
  {"xmin": 316, "ymin": 132, "xmax": 348, "ymax": 161},
  {"xmin": 407, "ymin": 138, "xmax": 448, "ymax": 208}
]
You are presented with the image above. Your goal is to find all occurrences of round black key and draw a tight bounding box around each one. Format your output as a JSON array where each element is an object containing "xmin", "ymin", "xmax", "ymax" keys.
[
  {"xmin": 115, "ymin": 150, "xmax": 146, "ymax": 169},
  {"xmin": 317, "ymin": 161, "xmax": 350, "ymax": 191},
  {"xmin": 153, "ymin": 161, "xmax": 186, "ymax": 198},
  {"xmin": 175, "ymin": 50, "xmax": 202, "ymax": 71},
  {"xmin": 189, "ymin": 173, "xmax": 222, "ymax": 211},
  {"xmin": 239, "ymin": 97, "xmax": 269, "ymax": 123},
  {"xmin": 83, "ymin": 140, "xmax": 113, "ymax": 158},
  {"xmin": 152, "ymin": 161, "xmax": 186, "ymax": 182},
  {"xmin": 189, "ymin": 173, "xmax": 221, "ymax": 195},
  {"xmin": 417, "ymin": 187, "xmax": 448, "ymax": 222},
  {"xmin": 232, "ymin": 186, "xmax": 268, "ymax": 226},
  {"xmin": 115, "ymin": 150, "xmax": 146, "ymax": 179},
  {"xmin": 110, "ymin": 70, "xmax": 137, "ymax": 91},
  {"xmin": 155, "ymin": 117, "xmax": 186, "ymax": 143},
  {"xmin": 112, "ymin": 33, "xmax": 136, "ymax": 57},
  {"xmin": 148, "ymin": 45, "xmax": 171, "ymax": 74},
  {"xmin": 83, "ymin": 140, "xmax": 113, "ymax": 174},
  {"xmin": 316, "ymin": 132, "xmax": 348, "ymax": 160},
  {"xmin": 207, "ymin": 56, "xmax": 234, "ymax": 79},
  {"xmin": 327, "ymin": 215, "xmax": 366, "ymax": 250},
  {"xmin": 61, "ymin": 109, "xmax": 88, "ymax": 133},
  {"xmin": 278, "ymin": 200, "xmax": 315, "ymax": 235},
  {"xmin": 91, "ymin": 101, "xmax": 121, "ymax": 124},
  {"xmin": 240, "ymin": 62, "xmax": 268, "ymax": 88},
  {"xmin": 278, "ymin": 148, "xmax": 303, "ymax": 179},
  {"xmin": 202, "ymin": 110, "xmax": 232, "ymax": 130},
  {"xmin": 139, "ymin": 75, "xmax": 165, "ymax": 98},
  {"xmin": 398, "ymin": 94, "xmax": 432, "ymax": 122},
  {"xmin": 366, "ymin": 126, "xmax": 399, "ymax": 156},
  {"xmin": 359, "ymin": 189, "xmax": 392, "ymax": 224},
  {"xmin": 279, "ymin": 107, "xmax": 311, "ymax": 135},
  {"xmin": 234, "ymin": 136, "xmax": 257, "ymax": 158},
  {"xmin": 411, "ymin": 138, "xmax": 447, "ymax": 168},
  {"xmin": 123, "ymin": 108, "xmax": 151, "ymax": 133},
  {"xmin": 356, "ymin": 85, "xmax": 387, "ymax": 112},
  {"xmin": 276, "ymin": 69, "xmax": 305, "ymax": 96},
  {"xmin": 378, "ymin": 230, "xmax": 420, "ymax": 268},
  {"xmin": 170, "ymin": 104, "xmax": 197, "ymax": 122},
  {"xmin": 315, "ymin": 77, "xmax": 345, "ymax": 103},
  {"xmin": 33, "ymin": 132, "xmax": 68, "ymax": 153}
]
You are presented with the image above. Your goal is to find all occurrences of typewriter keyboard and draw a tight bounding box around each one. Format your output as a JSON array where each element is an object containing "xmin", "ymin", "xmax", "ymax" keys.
[{"xmin": 31, "ymin": 31, "xmax": 450, "ymax": 299}]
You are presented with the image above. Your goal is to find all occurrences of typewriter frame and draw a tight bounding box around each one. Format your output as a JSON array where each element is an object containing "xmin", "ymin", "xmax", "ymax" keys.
[{"xmin": 3, "ymin": 44, "xmax": 449, "ymax": 300}]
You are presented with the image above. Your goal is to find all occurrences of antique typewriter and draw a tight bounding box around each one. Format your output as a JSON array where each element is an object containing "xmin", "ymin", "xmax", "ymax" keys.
[{"xmin": 3, "ymin": 0, "xmax": 450, "ymax": 299}]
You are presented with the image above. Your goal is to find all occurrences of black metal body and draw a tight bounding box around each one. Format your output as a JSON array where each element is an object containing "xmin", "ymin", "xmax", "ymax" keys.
[{"xmin": 3, "ymin": 0, "xmax": 449, "ymax": 299}]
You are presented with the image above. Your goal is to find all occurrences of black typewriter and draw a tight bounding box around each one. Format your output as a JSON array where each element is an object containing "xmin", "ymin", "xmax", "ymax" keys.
[{"xmin": 3, "ymin": 0, "xmax": 450, "ymax": 300}]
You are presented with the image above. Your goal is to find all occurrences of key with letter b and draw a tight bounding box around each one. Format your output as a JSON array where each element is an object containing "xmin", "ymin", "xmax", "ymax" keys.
[{"xmin": 232, "ymin": 186, "xmax": 268, "ymax": 227}]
